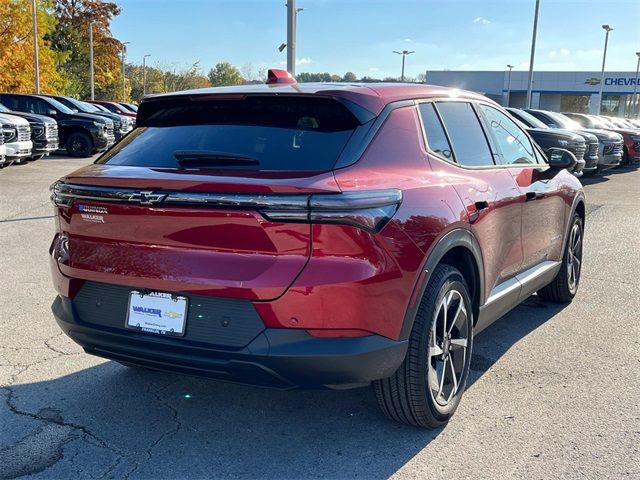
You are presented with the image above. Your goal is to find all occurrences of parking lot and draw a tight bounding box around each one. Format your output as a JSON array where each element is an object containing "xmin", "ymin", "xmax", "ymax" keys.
[{"xmin": 1, "ymin": 155, "xmax": 639, "ymax": 479}]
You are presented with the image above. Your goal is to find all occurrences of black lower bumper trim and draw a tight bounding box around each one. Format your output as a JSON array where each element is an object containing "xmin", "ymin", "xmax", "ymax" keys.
[{"xmin": 52, "ymin": 295, "xmax": 407, "ymax": 389}]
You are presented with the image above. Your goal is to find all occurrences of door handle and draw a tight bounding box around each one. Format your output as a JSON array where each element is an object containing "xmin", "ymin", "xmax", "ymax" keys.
[{"xmin": 525, "ymin": 191, "xmax": 544, "ymax": 201}]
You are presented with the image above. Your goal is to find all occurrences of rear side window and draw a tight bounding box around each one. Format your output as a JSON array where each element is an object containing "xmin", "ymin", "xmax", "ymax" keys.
[
  {"xmin": 419, "ymin": 103, "xmax": 453, "ymax": 160},
  {"xmin": 97, "ymin": 96, "xmax": 360, "ymax": 172},
  {"xmin": 434, "ymin": 102, "xmax": 494, "ymax": 167}
]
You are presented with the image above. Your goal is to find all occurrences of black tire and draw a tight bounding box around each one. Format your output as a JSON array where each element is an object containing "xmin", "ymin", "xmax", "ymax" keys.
[
  {"xmin": 66, "ymin": 132, "xmax": 93, "ymax": 158},
  {"xmin": 537, "ymin": 213, "xmax": 583, "ymax": 302},
  {"xmin": 374, "ymin": 264, "xmax": 473, "ymax": 428}
]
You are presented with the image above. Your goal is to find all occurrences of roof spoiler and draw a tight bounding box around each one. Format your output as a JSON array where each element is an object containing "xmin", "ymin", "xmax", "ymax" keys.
[{"xmin": 266, "ymin": 69, "xmax": 296, "ymax": 85}]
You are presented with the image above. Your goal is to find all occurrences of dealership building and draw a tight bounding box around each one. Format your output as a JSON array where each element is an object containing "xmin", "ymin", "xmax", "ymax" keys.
[{"xmin": 426, "ymin": 70, "xmax": 639, "ymax": 116}]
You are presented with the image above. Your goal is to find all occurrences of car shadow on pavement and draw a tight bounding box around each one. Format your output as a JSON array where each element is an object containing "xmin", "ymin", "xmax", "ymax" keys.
[{"xmin": 4, "ymin": 295, "xmax": 566, "ymax": 479}]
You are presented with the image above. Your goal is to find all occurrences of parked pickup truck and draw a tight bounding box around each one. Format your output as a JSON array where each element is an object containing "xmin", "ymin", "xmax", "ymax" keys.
[
  {"xmin": 0, "ymin": 93, "xmax": 114, "ymax": 158},
  {"xmin": 0, "ymin": 113, "xmax": 32, "ymax": 165},
  {"xmin": 0, "ymin": 102, "xmax": 58, "ymax": 160}
]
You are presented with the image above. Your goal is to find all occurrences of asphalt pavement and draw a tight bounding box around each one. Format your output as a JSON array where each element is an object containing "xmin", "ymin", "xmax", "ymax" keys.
[{"xmin": 1, "ymin": 155, "xmax": 639, "ymax": 479}]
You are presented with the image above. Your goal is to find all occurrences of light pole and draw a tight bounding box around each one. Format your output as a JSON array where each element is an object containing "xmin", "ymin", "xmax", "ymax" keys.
[
  {"xmin": 597, "ymin": 24, "xmax": 613, "ymax": 115},
  {"xmin": 31, "ymin": 0, "xmax": 40, "ymax": 93},
  {"xmin": 143, "ymin": 54, "xmax": 151, "ymax": 96},
  {"xmin": 393, "ymin": 50, "xmax": 415, "ymax": 82},
  {"xmin": 632, "ymin": 52, "xmax": 640, "ymax": 118},
  {"xmin": 121, "ymin": 41, "xmax": 130, "ymax": 102},
  {"xmin": 525, "ymin": 0, "xmax": 540, "ymax": 108},
  {"xmin": 506, "ymin": 64, "xmax": 514, "ymax": 107},
  {"xmin": 286, "ymin": 1, "xmax": 303, "ymax": 76},
  {"xmin": 89, "ymin": 22, "xmax": 95, "ymax": 100}
]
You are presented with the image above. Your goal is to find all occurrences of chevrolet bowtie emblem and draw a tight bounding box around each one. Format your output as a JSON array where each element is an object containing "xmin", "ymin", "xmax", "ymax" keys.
[
  {"xmin": 584, "ymin": 78, "xmax": 601, "ymax": 86},
  {"xmin": 128, "ymin": 191, "xmax": 167, "ymax": 205}
]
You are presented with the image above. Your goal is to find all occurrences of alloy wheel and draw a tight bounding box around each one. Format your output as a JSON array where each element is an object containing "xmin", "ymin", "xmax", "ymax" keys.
[
  {"xmin": 567, "ymin": 223, "xmax": 582, "ymax": 293},
  {"xmin": 427, "ymin": 288, "xmax": 470, "ymax": 408}
]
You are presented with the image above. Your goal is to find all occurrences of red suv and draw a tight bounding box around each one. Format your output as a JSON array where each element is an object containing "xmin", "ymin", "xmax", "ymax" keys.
[{"xmin": 50, "ymin": 71, "xmax": 585, "ymax": 428}]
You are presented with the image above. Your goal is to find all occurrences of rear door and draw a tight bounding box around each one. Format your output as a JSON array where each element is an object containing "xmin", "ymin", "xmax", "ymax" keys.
[
  {"xmin": 420, "ymin": 101, "xmax": 524, "ymax": 301},
  {"xmin": 52, "ymin": 95, "xmax": 363, "ymax": 301}
]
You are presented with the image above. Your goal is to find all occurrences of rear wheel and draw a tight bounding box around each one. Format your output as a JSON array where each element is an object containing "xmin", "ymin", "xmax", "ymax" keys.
[
  {"xmin": 537, "ymin": 213, "xmax": 583, "ymax": 302},
  {"xmin": 66, "ymin": 132, "xmax": 93, "ymax": 157},
  {"xmin": 374, "ymin": 264, "xmax": 473, "ymax": 428}
]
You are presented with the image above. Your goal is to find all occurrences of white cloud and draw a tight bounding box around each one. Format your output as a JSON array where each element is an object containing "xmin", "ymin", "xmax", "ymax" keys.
[
  {"xmin": 278, "ymin": 57, "xmax": 312, "ymax": 66},
  {"xmin": 404, "ymin": 38, "xmax": 413, "ymax": 42},
  {"xmin": 369, "ymin": 67, "xmax": 380, "ymax": 72},
  {"xmin": 473, "ymin": 17, "xmax": 491, "ymax": 25},
  {"xmin": 549, "ymin": 48, "xmax": 570, "ymax": 57}
]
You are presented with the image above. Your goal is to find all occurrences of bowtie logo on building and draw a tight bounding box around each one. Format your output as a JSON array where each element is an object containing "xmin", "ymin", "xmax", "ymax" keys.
[{"xmin": 584, "ymin": 78, "xmax": 601, "ymax": 86}]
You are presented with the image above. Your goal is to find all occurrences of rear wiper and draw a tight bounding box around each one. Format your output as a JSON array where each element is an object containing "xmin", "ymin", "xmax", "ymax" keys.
[{"xmin": 174, "ymin": 151, "xmax": 260, "ymax": 167}]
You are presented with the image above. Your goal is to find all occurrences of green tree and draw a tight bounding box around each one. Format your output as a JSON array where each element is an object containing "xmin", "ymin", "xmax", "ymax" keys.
[
  {"xmin": 207, "ymin": 62, "xmax": 244, "ymax": 87},
  {"xmin": 342, "ymin": 71, "xmax": 357, "ymax": 82}
]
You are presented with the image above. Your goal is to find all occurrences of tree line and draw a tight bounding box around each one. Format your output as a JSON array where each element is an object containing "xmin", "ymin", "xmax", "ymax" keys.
[{"xmin": 0, "ymin": 0, "xmax": 420, "ymax": 103}]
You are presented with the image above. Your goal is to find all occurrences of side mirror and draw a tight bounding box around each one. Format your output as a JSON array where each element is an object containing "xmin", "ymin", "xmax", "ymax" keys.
[
  {"xmin": 547, "ymin": 148, "xmax": 577, "ymax": 170},
  {"xmin": 47, "ymin": 109, "xmax": 57, "ymax": 116}
]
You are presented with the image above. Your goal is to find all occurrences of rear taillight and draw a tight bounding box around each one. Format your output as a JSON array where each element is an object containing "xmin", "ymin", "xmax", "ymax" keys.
[
  {"xmin": 50, "ymin": 182, "xmax": 402, "ymax": 233},
  {"xmin": 263, "ymin": 189, "xmax": 402, "ymax": 233}
]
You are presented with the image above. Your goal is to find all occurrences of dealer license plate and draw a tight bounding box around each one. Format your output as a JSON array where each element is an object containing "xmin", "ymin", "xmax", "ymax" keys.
[{"xmin": 126, "ymin": 290, "xmax": 188, "ymax": 337}]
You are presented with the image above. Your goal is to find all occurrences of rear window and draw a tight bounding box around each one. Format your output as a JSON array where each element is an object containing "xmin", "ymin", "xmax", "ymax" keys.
[{"xmin": 97, "ymin": 96, "xmax": 360, "ymax": 172}]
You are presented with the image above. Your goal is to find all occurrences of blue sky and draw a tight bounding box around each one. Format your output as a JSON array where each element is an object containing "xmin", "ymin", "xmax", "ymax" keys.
[{"xmin": 111, "ymin": 0, "xmax": 640, "ymax": 79}]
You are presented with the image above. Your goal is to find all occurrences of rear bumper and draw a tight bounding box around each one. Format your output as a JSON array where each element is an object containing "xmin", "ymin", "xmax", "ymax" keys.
[{"xmin": 52, "ymin": 294, "xmax": 407, "ymax": 389}]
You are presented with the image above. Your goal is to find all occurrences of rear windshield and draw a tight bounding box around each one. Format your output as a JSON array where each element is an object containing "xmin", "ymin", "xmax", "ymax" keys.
[{"xmin": 96, "ymin": 96, "xmax": 360, "ymax": 171}]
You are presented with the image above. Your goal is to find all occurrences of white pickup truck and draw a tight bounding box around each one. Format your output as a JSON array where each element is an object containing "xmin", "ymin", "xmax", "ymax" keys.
[{"xmin": 0, "ymin": 113, "xmax": 32, "ymax": 166}]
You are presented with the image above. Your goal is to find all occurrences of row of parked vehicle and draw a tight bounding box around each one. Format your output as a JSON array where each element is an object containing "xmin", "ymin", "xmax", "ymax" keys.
[
  {"xmin": 0, "ymin": 93, "xmax": 138, "ymax": 167},
  {"xmin": 505, "ymin": 108, "xmax": 640, "ymax": 177}
]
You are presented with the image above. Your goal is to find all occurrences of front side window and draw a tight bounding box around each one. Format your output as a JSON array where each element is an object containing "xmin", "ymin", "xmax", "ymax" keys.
[
  {"xmin": 434, "ymin": 102, "xmax": 494, "ymax": 167},
  {"xmin": 479, "ymin": 105, "xmax": 537, "ymax": 165}
]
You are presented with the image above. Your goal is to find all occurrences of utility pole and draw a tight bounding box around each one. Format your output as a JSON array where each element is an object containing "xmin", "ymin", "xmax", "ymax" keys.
[
  {"xmin": 31, "ymin": 0, "xmax": 40, "ymax": 93},
  {"xmin": 633, "ymin": 52, "xmax": 640, "ymax": 118},
  {"xmin": 526, "ymin": 0, "xmax": 540, "ymax": 108},
  {"xmin": 89, "ymin": 22, "xmax": 95, "ymax": 100},
  {"xmin": 506, "ymin": 64, "xmax": 514, "ymax": 107},
  {"xmin": 121, "ymin": 42, "xmax": 130, "ymax": 102},
  {"xmin": 143, "ymin": 54, "xmax": 151, "ymax": 96},
  {"xmin": 393, "ymin": 50, "xmax": 415, "ymax": 82},
  {"xmin": 598, "ymin": 25, "xmax": 613, "ymax": 115},
  {"xmin": 286, "ymin": 1, "xmax": 302, "ymax": 76}
]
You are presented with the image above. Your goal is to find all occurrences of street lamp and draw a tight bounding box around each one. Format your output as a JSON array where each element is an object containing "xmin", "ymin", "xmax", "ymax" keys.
[
  {"xmin": 393, "ymin": 50, "xmax": 415, "ymax": 82},
  {"xmin": 143, "ymin": 54, "xmax": 151, "ymax": 96},
  {"xmin": 506, "ymin": 64, "xmax": 514, "ymax": 107},
  {"xmin": 632, "ymin": 52, "xmax": 640, "ymax": 118},
  {"xmin": 525, "ymin": 0, "xmax": 540, "ymax": 108},
  {"xmin": 89, "ymin": 22, "xmax": 95, "ymax": 100},
  {"xmin": 597, "ymin": 24, "xmax": 613, "ymax": 115},
  {"xmin": 121, "ymin": 41, "xmax": 130, "ymax": 102},
  {"xmin": 285, "ymin": 1, "xmax": 303, "ymax": 76},
  {"xmin": 31, "ymin": 0, "xmax": 40, "ymax": 93}
]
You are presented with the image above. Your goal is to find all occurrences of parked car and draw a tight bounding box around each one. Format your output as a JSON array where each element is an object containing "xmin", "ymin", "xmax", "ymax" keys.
[
  {"xmin": 505, "ymin": 108, "xmax": 586, "ymax": 177},
  {"xmin": 0, "ymin": 93, "xmax": 115, "ymax": 157},
  {"xmin": 0, "ymin": 126, "xmax": 5, "ymax": 167},
  {"xmin": 0, "ymin": 102, "xmax": 58, "ymax": 160},
  {"xmin": 86, "ymin": 100, "xmax": 137, "ymax": 121},
  {"xmin": 45, "ymin": 95, "xmax": 133, "ymax": 141},
  {"xmin": 563, "ymin": 112, "xmax": 640, "ymax": 166},
  {"xmin": 0, "ymin": 112, "xmax": 32, "ymax": 165},
  {"xmin": 50, "ymin": 73, "xmax": 585, "ymax": 428},
  {"xmin": 603, "ymin": 116, "xmax": 640, "ymax": 131},
  {"xmin": 525, "ymin": 109, "xmax": 623, "ymax": 172},
  {"xmin": 118, "ymin": 102, "xmax": 138, "ymax": 113}
]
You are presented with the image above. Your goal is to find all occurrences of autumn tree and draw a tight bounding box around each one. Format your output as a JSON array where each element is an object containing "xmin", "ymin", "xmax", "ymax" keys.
[
  {"xmin": 207, "ymin": 62, "xmax": 244, "ymax": 87},
  {"xmin": 48, "ymin": 0, "xmax": 124, "ymax": 100},
  {"xmin": 0, "ymin": 0, "xmax": 65, "ymax": 93}
]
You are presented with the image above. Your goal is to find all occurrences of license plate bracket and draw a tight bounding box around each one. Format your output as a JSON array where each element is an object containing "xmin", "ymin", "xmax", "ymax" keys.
[{"xmin": 125, "ymin": 290, "xmax": 188, "ymax": 337}]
